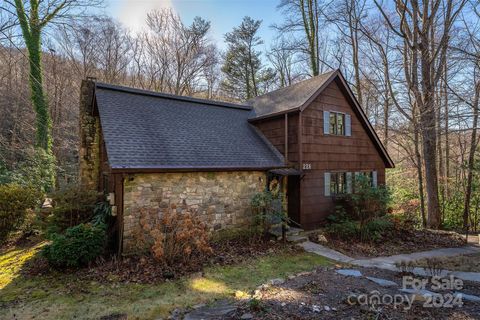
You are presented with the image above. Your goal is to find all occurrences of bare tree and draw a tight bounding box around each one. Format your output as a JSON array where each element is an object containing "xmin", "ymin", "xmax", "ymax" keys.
[
  {"xmin": 374, "ymin": 0, "xmax": 467, "ymax": 228},
  {"xmin": 267, "ymin": 37, "xmax": 304, "ymax": 87},
  {"xmin": 327, "ymin": 0, "xmax": 366, "ymax": 103},
  {"xmin": 96, "ymin": 18, "xmax": 132, "ymax": 83},
  {"xmin": 276, "ymin": 0, "xmax": 329, "ymax": 76},
  {"xmin": 142, "ymin": 9, "xmax": 215, "ymax": 95},
  {"xmin": 447, "ymin": 5, "xmax": 480, "ymax": 232}
]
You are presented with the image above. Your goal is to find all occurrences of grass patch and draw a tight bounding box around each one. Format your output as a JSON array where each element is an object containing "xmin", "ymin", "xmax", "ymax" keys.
[
  {"xmin": 0, "ymin": 242, "xmax": 45, "ymax": 289},
  {"xmin": 0, "ymin": 244, "xmax": 330, "ymax": 320}
]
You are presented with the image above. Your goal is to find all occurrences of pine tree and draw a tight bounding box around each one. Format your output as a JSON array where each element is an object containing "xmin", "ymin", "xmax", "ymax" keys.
[{"xmin": 221, "ymin": 16, "xmax": 273, "ymax": 100}]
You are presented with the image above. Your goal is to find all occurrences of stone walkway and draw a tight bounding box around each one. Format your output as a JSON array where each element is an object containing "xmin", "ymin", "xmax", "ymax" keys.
[{"xmin": 298, "ymin": 241, "xmax": 480, "ymax": 282}]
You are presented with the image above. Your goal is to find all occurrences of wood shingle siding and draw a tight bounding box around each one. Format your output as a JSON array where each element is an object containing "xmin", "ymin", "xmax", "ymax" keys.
[
  {"xmin": 254, "ymin": 113, "xmax": 300, "ymax": 167},
  {"xmin": 299, "ymin": 80, "xmax": 386, "ymax": 226}
]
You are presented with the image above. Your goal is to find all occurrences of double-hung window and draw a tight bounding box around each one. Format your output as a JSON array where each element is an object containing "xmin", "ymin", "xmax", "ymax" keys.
[
  {"xmin": 330, "ymin": 172, "xmax": 346, "ymax": 195},
  {"xmin": 329, "ymin": 112, "xmax": 345, "ymax": 135},
  {"xmin": 324, "ymin": 111, "xmax": 351, "ymax": 136}
]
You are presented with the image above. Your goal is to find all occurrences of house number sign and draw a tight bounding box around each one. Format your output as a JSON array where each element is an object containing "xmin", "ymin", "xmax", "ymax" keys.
[{"xmin": 303, "ymin": 163, "xmax": 312, "ymax": 170}]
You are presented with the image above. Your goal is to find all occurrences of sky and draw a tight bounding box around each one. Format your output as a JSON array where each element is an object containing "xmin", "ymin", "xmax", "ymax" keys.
[{"xmin": 104, "ymin": 0, "xmax": 284, "ymax": 50}]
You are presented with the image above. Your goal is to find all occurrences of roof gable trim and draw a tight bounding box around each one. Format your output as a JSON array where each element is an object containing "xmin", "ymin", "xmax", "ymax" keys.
[{"xmin": 298, "ymin": 70, "xmax": 340, "ymax": 112}]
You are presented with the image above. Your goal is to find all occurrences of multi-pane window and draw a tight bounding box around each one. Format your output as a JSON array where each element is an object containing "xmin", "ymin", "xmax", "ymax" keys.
[
  {"xmin": 325, "ymin": 171, "xmax": 378, "ymax": 196},
  {"xmin": 329, "ymin": 112, "xmax": 345, "ymax": 135},
  {"xmin": 357, "ymin": 171, "xmax": 373, "ymax": 184},
  {"xmin": 330, "ymin": 172, "xmax": 347, "ymax": 195}
]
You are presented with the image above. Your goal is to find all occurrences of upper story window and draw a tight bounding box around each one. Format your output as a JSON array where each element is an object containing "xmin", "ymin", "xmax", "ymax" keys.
[
  {"xmin": 323, "ymin": 111, "xmax": 351, "ymax": 136},
  {"xmin": 329, "ymin": 112, "xmax": 345, "ymax": 135}
]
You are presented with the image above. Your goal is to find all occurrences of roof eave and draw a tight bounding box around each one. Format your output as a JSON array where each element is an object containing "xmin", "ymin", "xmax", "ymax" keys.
[
  {"xmin": 248, "ymin": 108, "xmax": 300, "ymax": 122},
  {"xmin": 110, "ymin": 165, "xmax": 288, "ymax": 174}
]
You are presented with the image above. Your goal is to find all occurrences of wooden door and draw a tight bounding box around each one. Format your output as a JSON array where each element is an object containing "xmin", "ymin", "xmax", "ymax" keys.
[{"xmin": 287, "ymin": 176, "xmax": 301, "ymax": 226}]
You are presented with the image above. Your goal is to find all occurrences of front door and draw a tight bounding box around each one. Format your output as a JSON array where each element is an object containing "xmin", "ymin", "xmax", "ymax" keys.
[{"xmin": 287, "ymin": 176, "xmax": 301, "ymax": 226}]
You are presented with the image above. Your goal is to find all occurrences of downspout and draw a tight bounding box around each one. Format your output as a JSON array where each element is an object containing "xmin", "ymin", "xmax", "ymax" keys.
[
  {"xmin": 298, "ymin": 111, "xmax": 303, "ymax": 225},
  {"xmin": 284, "ymin": 113, "xmax": 288, "ymax": 164},
  {"xmin": 115, "ymin": 173, "xmax": 125, "ymax": 256},
  {"xmin": 298, "ymin": 111, "xmax": 303, "ymax": 168}
]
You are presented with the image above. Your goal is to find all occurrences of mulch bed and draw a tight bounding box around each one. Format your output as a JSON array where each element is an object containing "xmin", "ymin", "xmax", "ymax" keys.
[
  {"xmin": 309, "ymin": 228, "xmax": 466, "ymax": 259},
  {"xmin": 228, "ymin": 266, "xmax": 480, "ymax": 320},
  {"xmin": 22, "ymin": 236, "xmax": 300, "ymax": 284}
]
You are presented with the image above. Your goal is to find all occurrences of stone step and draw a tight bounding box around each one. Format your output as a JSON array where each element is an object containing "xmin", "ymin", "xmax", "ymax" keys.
[
  {"xmin": 270, "ymin": 226, "xmax": 304, "ymax": 239},
  {"xmin": 286, "ymin": 235, "xmax": 309, "ymax": 243}
]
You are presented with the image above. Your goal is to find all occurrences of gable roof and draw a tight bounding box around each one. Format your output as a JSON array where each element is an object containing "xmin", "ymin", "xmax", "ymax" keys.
[
  {"xmin": 247, "ymin": 70, "xmax": 394, "ymax": 168},
  {"xmin": 94, "ymin": 83, "xmax": 285, "ymax": 171},
  {"xmin": 246, "ymin": 71, "xmax": 335, "ymax": 119}
]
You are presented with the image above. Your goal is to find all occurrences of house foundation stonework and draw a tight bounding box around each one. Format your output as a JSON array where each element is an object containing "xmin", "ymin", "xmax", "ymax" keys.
[{"xmin": 122, "ymin": 171, "xmax": 266, "ymax": 253}]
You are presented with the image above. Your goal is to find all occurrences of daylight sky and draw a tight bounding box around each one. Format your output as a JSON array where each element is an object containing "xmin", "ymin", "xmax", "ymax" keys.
[{"xmin": 104, "ymin": 0, "xmax": 284, "ymax": 50}]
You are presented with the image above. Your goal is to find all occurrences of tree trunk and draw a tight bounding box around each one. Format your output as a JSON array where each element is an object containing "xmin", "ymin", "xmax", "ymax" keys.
[
  {"xmin": 444, "ymin": 62, "xmax": 450, "ymax": 198},
  {"xmin": 383, "ymin": 64, "xmax": 390, "ymax": 147},
  {"xmin": 300, "ymin": 0, "xmax": 319, "ymax": 76},
  {"xmin": 462, "ymin": 83, "xmax": 479, "ymax": 232},
  {"xmin": 14, "ymin": 0, "xmax": 56, "ymax": 190},
  {"xmin": 414, "ymin": 125, "xmax": 427, "ymax": 227},
  {"xmin": 348, "ymin": 0, "xmax": 362, "ymax": 104},
  {"xmin": 421, "ymin": 105, "xmax": 441, "ymax": 228},
  {"xmin": 419, "ymin": 19, "xmax": 441, "ymax": 229}
]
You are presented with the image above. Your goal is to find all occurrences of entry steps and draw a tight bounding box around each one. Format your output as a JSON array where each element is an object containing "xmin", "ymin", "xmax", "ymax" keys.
[{"xmin": 270, "ymin": 226, "xmax": 308, "ymax": 243}]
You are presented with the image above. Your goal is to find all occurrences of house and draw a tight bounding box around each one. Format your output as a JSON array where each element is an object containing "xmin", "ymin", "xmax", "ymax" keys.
[{"xmin": 79, "ymin": 70, "xmax": 394, "ymax": 254}]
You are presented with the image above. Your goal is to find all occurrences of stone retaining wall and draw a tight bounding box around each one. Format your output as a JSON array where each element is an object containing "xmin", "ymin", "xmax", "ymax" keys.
[{"xmin": 122, "ymin": 171, "xmax": 266, "ymax": 253}]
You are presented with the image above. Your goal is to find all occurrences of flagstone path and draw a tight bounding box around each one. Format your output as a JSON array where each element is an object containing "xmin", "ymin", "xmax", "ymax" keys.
[{"xmin": 298, "ymin": 241, "xmax": 480, "ymax": 282}]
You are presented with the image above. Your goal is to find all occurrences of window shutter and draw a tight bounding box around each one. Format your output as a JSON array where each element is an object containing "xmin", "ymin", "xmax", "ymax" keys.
[
  {"xmin": 346, "ymin": 172, "xmax": 352, "ymax": 193},
  {"xmin": 324, "ymin": 172, "xmax": 331, "ymax": 196},
  {"xmin": 372, "ymin": 171, "xmax": 378, "ymax": 187},
  {"xmin": 323, "ymin": 111, "xmax": 330, "ymax": 135},
  {"xmin": 345, "ymin": 114, "xmax": 351, "ymax": 136}
]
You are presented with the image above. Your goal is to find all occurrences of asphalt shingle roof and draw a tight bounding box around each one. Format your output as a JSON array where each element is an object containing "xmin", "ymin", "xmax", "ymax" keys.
[
  {"xmin": 94, "ymin": 83, "xmax": 285, "ymax": 170},
  {"xmin": 247, "ymin": 71, "xmax": 335, "ymax": 118}
]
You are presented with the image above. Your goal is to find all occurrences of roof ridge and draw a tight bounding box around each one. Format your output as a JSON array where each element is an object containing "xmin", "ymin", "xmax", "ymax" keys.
[{"xmin": 95, "ymin": 82, "xmax": 252, "ymax": 111}]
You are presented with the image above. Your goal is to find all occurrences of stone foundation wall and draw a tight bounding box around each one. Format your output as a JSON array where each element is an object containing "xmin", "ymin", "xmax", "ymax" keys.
[{"xmin": 122, "ymin": 171, "xmax": 266, "ymax": 253}]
